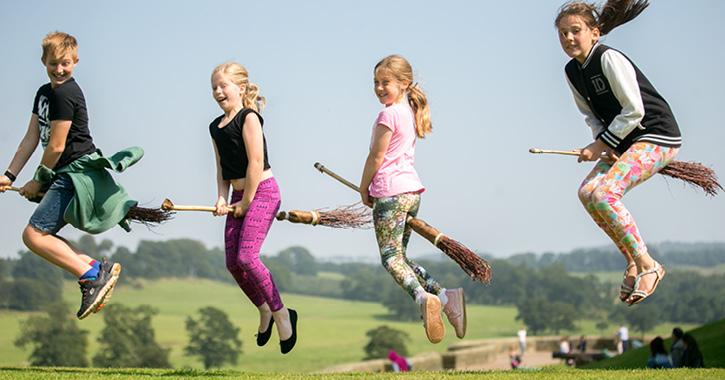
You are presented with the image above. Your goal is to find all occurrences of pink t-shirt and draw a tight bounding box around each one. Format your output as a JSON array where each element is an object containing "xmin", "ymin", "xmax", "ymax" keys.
[{"xmin": 369, "ymin": 103, "xmax": 424, "ymax": 198}]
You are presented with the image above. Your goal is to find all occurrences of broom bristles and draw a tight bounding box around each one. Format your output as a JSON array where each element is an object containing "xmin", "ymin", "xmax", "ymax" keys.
[
  {"xmin": 437, "ymin": 236, "xmax": 492, "ymax": 284},
  {"xmin": 660, "ymin": 161, "xmax": 723, "ymax": 196},
  {"xmin": 126, "ymin": 205, "xmax": 174, "ymax": 227},
  {"xmin": 316, "ymin": 202, "xmax": 372, "ymax": 229}
]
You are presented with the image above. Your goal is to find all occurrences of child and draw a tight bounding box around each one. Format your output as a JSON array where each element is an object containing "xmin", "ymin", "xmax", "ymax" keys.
[
  {"xmin": 647, "ymin": 336, "xmax": 673, "ymax": 369},
  {"xmin": 209, "ymin": 62, "xmax": 297, "ymax": 354},
  {"xmin": 359, "ymin": 55, "xmax": 466, "ymax": 344},
  {"xmin": 555, "ymin": 0, "xmax": 681, "ymax": 305},
  {"xmin": 0, "ymin": 32, "xmax": 120, "ymax": 320}
]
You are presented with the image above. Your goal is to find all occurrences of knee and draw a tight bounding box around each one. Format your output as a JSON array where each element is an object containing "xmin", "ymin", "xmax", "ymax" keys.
[
  {"xmin": 22, "ymin": 225, "xmax": 42, "ymax": 249},
  {"xmin": 577, "ymin": 186, "xmax": 594, "ymax": 205}
]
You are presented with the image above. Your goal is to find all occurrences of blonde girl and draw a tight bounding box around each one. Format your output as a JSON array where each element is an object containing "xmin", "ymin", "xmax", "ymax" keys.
[
  {"xmin": 209, "ymin": 62, "xmax": 297, "ymax": 354},
  {"xmin": 360, "ymin": 55, "xmax": 466, "ymax": 344}
]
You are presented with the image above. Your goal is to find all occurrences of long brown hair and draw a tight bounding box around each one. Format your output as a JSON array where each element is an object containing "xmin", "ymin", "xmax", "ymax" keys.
[
  {"xmin": 212, "ymin": 62, "xmax": 266, "ymax": 113},
  {"xmin": 555, "ymin": 0, "xmax": 649, "ymax": 35},
  {"xmin": 374, "ymin": 55, "xmax": 432, "ymax": 138}
]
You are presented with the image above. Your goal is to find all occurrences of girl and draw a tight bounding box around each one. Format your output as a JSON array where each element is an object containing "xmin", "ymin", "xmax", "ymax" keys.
[
  {"xmin": 555, "ymin": 0, "xmax": 681, "ymax": 305},
  {"xmin": 209, "ymin": 62, "xmax": 297, "ymax": 354},
  {"xmin": 647, "ymin": 336, "xmax": 673, "ymax": 369},
  {"xmin": 360, "ymin": 55, "xmax": 466, "ymax": 344}
]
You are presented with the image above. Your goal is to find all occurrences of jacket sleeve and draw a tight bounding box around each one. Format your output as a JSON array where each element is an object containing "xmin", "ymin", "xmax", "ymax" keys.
[
  {"xmin": 598, "ymin": 49, "xmax": 645, "ymax": 148},
  {"xmin": 565, "ymin": 74, "xmax": 605, "ymax": 139}
]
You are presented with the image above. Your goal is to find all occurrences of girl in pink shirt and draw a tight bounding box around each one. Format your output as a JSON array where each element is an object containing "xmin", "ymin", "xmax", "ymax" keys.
[{"xmin": 360, "ymin": 55, "xmax": 466, "ymax": 344}]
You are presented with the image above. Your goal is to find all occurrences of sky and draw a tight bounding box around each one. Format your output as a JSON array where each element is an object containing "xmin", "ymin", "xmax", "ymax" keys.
[{"xmin": 1, "ymin": 0, "xmax": 723, "ymax": 262}]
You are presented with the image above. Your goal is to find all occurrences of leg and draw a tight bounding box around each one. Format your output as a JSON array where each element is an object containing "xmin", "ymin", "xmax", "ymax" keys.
[
  {"xmin": 579, "ymin": 162, "xmax": 638, "ymax": 300},
  {"xmin": 587, "ymin": 143, "xmax": 678, "ymax": 303},
  {"xmin": 374, "ymin": 193, "xmax": 431, "ymax": 300},
  {"xmin": 373, "ymin": 192, "xmax": 445, "ymax": 343}
]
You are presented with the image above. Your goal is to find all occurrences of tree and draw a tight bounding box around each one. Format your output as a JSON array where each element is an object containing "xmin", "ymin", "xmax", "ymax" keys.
[
  {"xmin": 7, "ymin": 278, "xmax": 62, "ymax": 311},
  {"xmin": 93, "ymin": 304, "xmax": 171, "ymax": 368},
  {"xmin": 341, "ymin": 269, "xmax": 385, "ymax": 302},
  {"xmin": 14, "ymin": 303, "xmax": 89, "ymax": 367},
  {"xmin": 363, "ymin": 325, "xmax": 410, "ymax": 360},
  {"xmin": 381, "ymin": 282, "xmax": 419, "ymax": 322},
  {"xmin": 185, "ymin": 306, "xmax": 242, "ymax": 369},
  {"xmin": 277, "ymin": 246, "xmax": 319, "ymax": 276},
  {"xmin": 11, "ymin": 251, "xmax": 64, "ymax": 287},
  {"xmin": 516, "ymin": 297, "xmax": 578, "ymax": 335}
]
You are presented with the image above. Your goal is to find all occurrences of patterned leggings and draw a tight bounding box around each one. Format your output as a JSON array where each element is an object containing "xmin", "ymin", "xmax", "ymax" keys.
[
  {"xmin": 373, "ymin": 192, "xmax": 442, "ymax": 300},
  {"xmin": 225, "ymin": 178, "xmax": 283, "ymax": 311},
  {"xmin": 578, "ymin": 142, "xmax": 678, "ymax": 259}
]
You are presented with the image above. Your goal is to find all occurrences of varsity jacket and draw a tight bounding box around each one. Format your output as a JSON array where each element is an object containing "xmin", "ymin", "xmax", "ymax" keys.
[{"xmin": 565, "ymin": 43, "xmax": 681, "ymax": 154}]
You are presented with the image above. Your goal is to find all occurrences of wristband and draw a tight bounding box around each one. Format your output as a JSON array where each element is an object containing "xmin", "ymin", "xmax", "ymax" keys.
[
  {"xmin": 32, "ymin": 164, "xmax": 55, "ymax": 184},
  {"xmin": 4, "ymin": 170, "xmax": 16, "ymax": 182}
]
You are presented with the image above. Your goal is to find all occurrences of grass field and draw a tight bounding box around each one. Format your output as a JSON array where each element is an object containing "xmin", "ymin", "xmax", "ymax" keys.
[
  {"xmin": 0, "ymin": 367, "xmax": 722, "ymax": 379},
  {"xmin": 0, "ymin": 277, "xmax": 700, "ymax": 373}
]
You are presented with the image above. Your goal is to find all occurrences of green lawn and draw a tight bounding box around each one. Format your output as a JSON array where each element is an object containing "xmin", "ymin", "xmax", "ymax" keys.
[
  {"xmin": 0, "ymin": 278, "xmax": 701, "ymax": 372},
  {"xmin": 0, "ymin": 367, "xmax": 722, "ymax": 380}
]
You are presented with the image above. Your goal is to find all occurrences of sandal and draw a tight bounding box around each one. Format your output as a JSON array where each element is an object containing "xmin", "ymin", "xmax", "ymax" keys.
[
  {"xmin": 619, "ymin": 263, "xmax": 636, "ymax": 302},
  {"xmin": 627, "ymin": 262, "xmax": 665, "ymax": 306}
]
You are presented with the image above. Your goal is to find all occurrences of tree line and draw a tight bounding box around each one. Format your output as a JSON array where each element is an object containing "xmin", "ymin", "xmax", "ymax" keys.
[{"xmin": 2, "ymin": 236, "xmax": 724, "ymax": 332}]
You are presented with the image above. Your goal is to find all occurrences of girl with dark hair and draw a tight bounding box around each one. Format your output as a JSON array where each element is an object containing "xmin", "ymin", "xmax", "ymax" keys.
[
  {"xmin": 647, "ymin": 336, "xmax": 673, "ymax": 369},
  {"xmin": 555, "ymin": 0, "xmax": 681, "ymax": 305}
]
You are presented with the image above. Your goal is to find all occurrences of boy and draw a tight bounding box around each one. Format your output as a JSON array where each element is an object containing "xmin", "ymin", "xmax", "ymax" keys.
[{"xmin": 0, "ymin": 32, "xmax": 120, "ymax": 319}]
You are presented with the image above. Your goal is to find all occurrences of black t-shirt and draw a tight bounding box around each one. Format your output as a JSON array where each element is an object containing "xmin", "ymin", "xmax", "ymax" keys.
[
  {"xmin": 32, "ymin": 78, "xmax": 96, "ymax": 170},
  {"xmin": 209, "ymin": 108, "xmax": 271, "ymax": 180}
]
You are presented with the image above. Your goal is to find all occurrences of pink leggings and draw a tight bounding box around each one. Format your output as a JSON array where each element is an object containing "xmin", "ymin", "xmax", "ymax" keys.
[
  {"xmin": 225, "ymin": 178, "xmax": 283, "ymax": 311},
  {"xmin": 578, "ymin": 142, "xmax": 678, "ymax": 259}
]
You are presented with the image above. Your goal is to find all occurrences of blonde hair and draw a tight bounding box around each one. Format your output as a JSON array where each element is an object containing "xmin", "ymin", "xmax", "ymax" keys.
[
  {"xmin": 41, "ymin": 32, "xmax": 78, "ymax": 62},
  {"xmin": 555, "ymin": 0, "xmax": 649, "ymax": 36},
  {"xmin": 211, "ymin": 62, "xmax": 266, "ymax": 112},
  {"xmin": 374, "ymin": 55, "xmax": 432, "ymax": 138}
]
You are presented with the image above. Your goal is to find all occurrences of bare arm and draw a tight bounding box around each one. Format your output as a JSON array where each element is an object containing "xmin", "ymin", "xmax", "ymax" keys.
[
  {"xmin": 20, "ymin": 119, "xmax": 71, "ymax": 199},
  {"xmin": 1, "ymin": 114, "xmax": 40, "ymax": 191},
  {"xmin": 212, "ymin": 142, "xmax": 231, "ymax": 216},
  {"xmin": 359, "ymin": 124, "xmax": 392, "ymax": 208},
  {"xmin": 233, "ymin": 112, "xmax": 265, "ymax": 218}
]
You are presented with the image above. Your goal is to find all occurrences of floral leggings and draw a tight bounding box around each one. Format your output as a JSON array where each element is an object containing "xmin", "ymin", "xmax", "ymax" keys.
[
  {"xmin": 373, "ymin": 191, "xmax": 442, "ymax": 300},
  {"xmin": 578, "ymin": 142, "xmax": 679, "ymax": 259}
]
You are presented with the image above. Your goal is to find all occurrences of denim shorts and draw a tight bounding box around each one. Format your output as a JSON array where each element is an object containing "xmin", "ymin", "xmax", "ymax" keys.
[{"xmin": 28, "ymin": 173, "xmax": 73, "ymax": 234}]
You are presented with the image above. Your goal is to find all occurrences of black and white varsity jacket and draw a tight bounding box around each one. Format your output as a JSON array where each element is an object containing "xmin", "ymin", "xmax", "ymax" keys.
[{"xmin": 565, "ymin": 43, "xmax": 681, "ymax": 154}]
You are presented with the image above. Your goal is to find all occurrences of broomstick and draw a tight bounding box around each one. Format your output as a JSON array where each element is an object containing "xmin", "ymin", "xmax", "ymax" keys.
[
  {"xmin": 313, "ymin": 162, "xmax": 492, "ymax": 284},
  {"xmin": 161, "ymin": 198, "xmax": 372, "ymax": 229},
  {"xmin": 3, "ymin": 186, "xmax": 172, "ymax": 226},
  {"xmin": 529, "ymin": 149, "xmax": 723, "ymax": 196}
]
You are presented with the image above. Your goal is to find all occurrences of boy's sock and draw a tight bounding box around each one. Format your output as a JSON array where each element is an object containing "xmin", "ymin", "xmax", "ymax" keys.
[
  {"xmin": 89, "ymin": 260, "xmax": 101, "ymax": 271},
  {"xmin": 80, "ymin": 267, "xmax": 100, "ymax": 280}
]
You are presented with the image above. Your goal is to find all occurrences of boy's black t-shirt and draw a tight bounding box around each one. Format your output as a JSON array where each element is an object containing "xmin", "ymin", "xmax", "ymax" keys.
[{"xmin": 32, "ymin": 77, "xmax": 96, "ymax": 170}]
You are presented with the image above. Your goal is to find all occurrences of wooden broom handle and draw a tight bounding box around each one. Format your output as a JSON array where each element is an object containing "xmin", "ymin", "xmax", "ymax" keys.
[
  {"xmin": 529, "ymin": 148, "xmax": 609, "ymax": 158},
  {"xmin": 314, "ymin": 162, "xmax": 360, "ymax": 192},
  {"xmin": 2, "ymin": 186, "xmax": 45, "ymax": 197},
  {"xmin": 529, "ymin": 148, "xmax": 581, "ymax": 156},
  {"xmin": 161, "ymin": 198, "xmax": 234, "ymax": 212}
]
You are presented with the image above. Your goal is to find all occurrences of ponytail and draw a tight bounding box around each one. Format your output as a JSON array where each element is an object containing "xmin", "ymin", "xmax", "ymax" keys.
[
  {"xmin": 555, "ymin": 0, "xmax": 649, "ymax": 36},
  {"xmin": 407, "ymin": 84, "xmax": 432, "ymax": 138}
]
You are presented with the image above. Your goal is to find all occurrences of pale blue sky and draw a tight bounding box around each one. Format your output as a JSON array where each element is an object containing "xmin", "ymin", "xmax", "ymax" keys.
[{"xmin": 1, "ymin": 0, "xmax": 723, "ymax": 260}]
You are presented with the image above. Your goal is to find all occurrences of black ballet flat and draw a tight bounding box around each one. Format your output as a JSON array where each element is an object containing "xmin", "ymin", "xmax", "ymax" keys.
[
  {"xmin": 256, "ymin": 317, "xmax": 274, "ymax": 347},
  {"xmin": 280, "ymin": 308, "xmax": 298, "ymax": 354}
]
